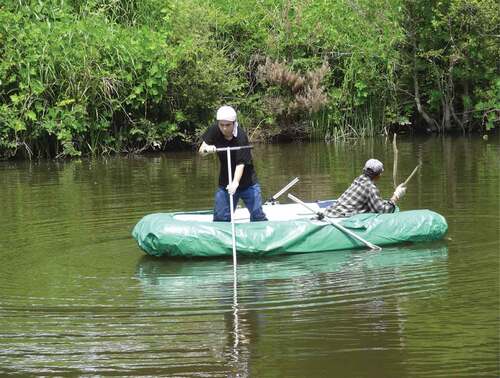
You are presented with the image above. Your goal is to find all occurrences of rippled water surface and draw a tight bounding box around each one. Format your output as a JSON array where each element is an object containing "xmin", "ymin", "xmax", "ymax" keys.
[{"xmin": 1, "ymin": 136, "xmax": 499, "ymax": 377}]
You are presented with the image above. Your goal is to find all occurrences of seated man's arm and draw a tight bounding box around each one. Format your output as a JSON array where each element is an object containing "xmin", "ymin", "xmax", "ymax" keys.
[{"xmin": 367, "ymin": 185, "xmax": 396, "ymax": 213}]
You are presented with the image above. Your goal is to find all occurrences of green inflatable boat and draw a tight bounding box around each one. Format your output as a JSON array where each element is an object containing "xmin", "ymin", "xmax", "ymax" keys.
[{"xmin": 132, "ymin": 201, "xmax": 448, "ymax": 258}]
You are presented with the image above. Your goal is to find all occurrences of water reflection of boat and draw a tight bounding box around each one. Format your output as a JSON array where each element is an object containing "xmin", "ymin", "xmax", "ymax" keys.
[
  {"xmin": 135, "ymin": 243, "xmax": 449, "ymax": 293},
  {"xmin": 135, "ymin": 244, "xmax": 448, "ymax": 376},
  {"xmin": 132, "ymin": 202, "xmax": 448, "ymax": 257}
]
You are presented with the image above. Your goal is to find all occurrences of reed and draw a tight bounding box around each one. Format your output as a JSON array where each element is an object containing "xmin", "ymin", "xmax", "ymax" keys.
[{"xmin": 309, "ymin": 102, "xmax": 386, "ymax": 142}]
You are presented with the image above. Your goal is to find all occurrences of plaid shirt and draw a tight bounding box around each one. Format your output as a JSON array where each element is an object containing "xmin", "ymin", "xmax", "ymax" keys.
[{"xmin": 325, "ymin": 174, "xmax": 395, "ymax": 218}]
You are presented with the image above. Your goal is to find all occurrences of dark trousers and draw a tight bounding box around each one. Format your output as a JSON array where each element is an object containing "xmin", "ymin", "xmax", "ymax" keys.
[{"xmin": 213, "ymin": 183, "xmax": 268, "ymax": 222}]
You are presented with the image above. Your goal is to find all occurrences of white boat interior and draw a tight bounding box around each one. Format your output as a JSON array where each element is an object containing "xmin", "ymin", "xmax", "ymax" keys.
[{"xmin": 173, "ymin": 201, "xmax": 334, "ymax": 223}]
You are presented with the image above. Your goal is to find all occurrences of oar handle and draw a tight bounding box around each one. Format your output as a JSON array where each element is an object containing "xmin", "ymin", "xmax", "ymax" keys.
[
  {"xmin": 216, "ymin": 145, "xmax": 253, "ymax": 152},
  {"xmin": 267, "ymin": 177, "xmax": 300, "ymax": 204}
]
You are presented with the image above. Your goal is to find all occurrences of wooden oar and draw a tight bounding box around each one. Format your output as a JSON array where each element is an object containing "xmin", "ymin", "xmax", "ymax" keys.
[
  {"xmin": 288, "ymin": 193, "xmax": 382, "ymax": 251},
  {"xmin": 393, "ymin": 134, "xmax": 398, "ymax": 189},
  {"xmin": 393, "ymin": 134, "xmax": 421, "ymax": 192},
  {"xmin": 402, "ymin": 165, "xmax": 421, "ymax": 186}
]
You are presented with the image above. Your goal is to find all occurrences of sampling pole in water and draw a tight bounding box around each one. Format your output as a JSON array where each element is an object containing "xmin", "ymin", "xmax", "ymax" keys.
[
  {"xmin": 215, "ymin": 145, "xmax": 254, "ymax": 268},
  {"xmin": 215, "ymin": 145, "xmax": 253, "ymax": 354}
]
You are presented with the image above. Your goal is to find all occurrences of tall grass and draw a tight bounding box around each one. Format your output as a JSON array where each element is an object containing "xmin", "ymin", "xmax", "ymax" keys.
[{"xmin": 309, "ymin": 101, "xmax": 385, "ymax": 142}]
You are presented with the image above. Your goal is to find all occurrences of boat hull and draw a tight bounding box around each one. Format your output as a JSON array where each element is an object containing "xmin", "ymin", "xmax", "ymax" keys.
[{"xmin": 132, "ymin": 205, "xmax": 448, "ymax": 257}]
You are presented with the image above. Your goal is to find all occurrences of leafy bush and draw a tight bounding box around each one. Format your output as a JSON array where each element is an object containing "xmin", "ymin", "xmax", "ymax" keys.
[
  {"xmin": 0, "ymin": 0, "xmax": 497, "ymax": 159},
  {"xmin": 0, "ymin": 0, "xmax": 243, "ymax": 158}
]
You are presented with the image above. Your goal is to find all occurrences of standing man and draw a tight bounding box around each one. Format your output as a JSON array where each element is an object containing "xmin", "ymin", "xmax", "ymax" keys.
[
  {"xmin": 325, "ymin": 158, "xmax": 406, "ymax": 218},
  {"xmin": 199, "ymin": 105, "xmax": 267, "ymax": 222}
]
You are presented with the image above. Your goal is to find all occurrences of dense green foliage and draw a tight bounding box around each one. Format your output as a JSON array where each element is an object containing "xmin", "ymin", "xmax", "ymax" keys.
[
  {"xmin": 0, "ymin": 0, "xmax": 498, "ymax": 158},
  {"xmin": 402, "ymin": 0, "xmax": 499, "ymax": 133}
]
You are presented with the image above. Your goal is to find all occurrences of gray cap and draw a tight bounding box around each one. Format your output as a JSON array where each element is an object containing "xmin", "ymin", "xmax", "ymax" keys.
[{"xmin": 363, "ymin": 159, "xmax": 384, "ymax": 176}]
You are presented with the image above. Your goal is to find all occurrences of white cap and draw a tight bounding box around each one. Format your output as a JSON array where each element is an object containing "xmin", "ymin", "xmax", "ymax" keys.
[
  {"xmin": 216, "ymin": 106, "xmax": 237, "ymax": 122},
  {"xmin": 363, "ymin": 159, "xmax": 384, "ymax": 175}
]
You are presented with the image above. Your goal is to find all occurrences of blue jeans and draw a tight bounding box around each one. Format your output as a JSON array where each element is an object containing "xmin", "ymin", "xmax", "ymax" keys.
[{"xmin": 213, "ymin": 183, "xmax": 268, "ymax": 222}]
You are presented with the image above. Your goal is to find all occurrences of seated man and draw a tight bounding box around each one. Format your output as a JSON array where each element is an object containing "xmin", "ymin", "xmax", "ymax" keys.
[{"xmin": 325, "ymin": 158, "xmax": 406, "ymax": 218}]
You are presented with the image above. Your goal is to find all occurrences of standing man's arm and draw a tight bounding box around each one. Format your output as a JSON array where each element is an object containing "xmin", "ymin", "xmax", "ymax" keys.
[
  {"xmin": 227, "ymin": 164, "xmax": 244, "ymax": 194},
  {"xmin": 199, "ymin": 141, "xmax": 217, "ymax": 155}
]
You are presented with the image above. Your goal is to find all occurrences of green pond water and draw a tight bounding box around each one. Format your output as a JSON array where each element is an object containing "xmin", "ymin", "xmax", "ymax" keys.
[{"xmin": 0, "ymin": 135, "xmax": 498, "ymax": 377}]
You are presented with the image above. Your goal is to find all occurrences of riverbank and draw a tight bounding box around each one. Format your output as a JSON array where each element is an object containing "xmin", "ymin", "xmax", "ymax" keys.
[{"xmin": 1, "ymin": 1, "xmax": 498, "ymax": 159}]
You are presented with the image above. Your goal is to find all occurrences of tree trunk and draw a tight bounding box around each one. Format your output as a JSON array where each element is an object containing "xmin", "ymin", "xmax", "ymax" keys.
[
  {"xmin": 411, "ymin": 36, "xmax": 439, "ymax": 132},
  {"xmin": 461, "ymin": 80, "xmax": 471, "ymax": 131},
  {"xmin": 442, "ymin": 98, "xmax": 452, "ymax": 131},
  {"xmin": 443, "ymin": 63, "xmax": 456, "ymax": 131}
]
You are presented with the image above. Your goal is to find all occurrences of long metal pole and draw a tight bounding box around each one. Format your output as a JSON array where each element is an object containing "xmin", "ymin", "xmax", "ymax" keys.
[
  {"xmin": 216, "ymin": 146, "xmax": 253, "ymax": 152},
  {"xmin": 226, "ymin": 148, "xmax": 240, "ymax": 358},
  {"xmin": 226, "ymin": 149, "xmax": 237, "ymax": 268}
]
